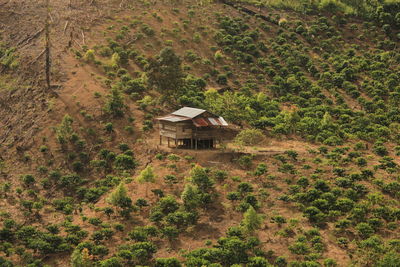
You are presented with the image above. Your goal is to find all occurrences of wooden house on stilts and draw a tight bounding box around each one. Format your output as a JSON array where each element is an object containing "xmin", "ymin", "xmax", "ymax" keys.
[{"xmin": 156, "ymin": 107, "xmax": 228, "ymax": 149}]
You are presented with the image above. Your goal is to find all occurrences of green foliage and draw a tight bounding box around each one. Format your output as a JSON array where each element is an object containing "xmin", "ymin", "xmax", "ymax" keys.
[
  {"xmin": 237, "ymin": 155, "xmax": 253, "ymax": 169},
  {"xmin": 161, "ymin": 226, "xmax": 179, "ymax": 240},
  {"xmin": 155, "ymin": 257, "xmax": 182, "ymax": 267},
  {"xmin": 204, "ymin": 89, "xmax": 279, "ymax": 125},
  {"xmin": 84, "ymin": 49, "xmax": 96, "ymax": 62},
  {"xmin": 319, "ymin": 0, "xmax": 347, "ymax": 13},
  {"xmin": 103, "ymin": 87, "xmax": 125, "ymax": 117},
  {"xmin": 21, "ymin": 174, "xmax": 35, "ymax": 187},
  {"xmin": 164, "ymin": 174, "xmax": 178, "ymax": 186},
  {"xmin": 254, "ymin": 163, "xmax": 267, "ymax": 176},
  {"xmin": 0, "ymin": 45, "xmax": 18, "ymax": 70},
  {"xmin": 56, "ymin": 115, "xmax": 74, "ymax": 144},
  {"xmin": 235, "ymin": 129, "xmax": 265, "ymax": 146},
  {"xmin": 136, "ymin": 165, "xmax": 156, "ymax": 184},
  {"xmin": 114, "ymin": 154, "xmax": 137, "ymax": 170},
  {"xmin": 376, "ymin": 251, "xmax": 400, "ymax": 267},
  {"xmin": 356, "ymin": 222, "xmax": 375, "ymax": 239},
  {"xmin": 71, "ymin": 248, "xmax": 92, "ymax": 267},
  {"xmin": 181, "ymin": 184, "xmax": 201, "ymax": 209},
  {"xmin": 153, "ymin": 195, "xmax": 179, "ymax": 215},
  {"xmin": 111, "ymin": 53, "xmax": 121, "ymax": 67},
  {"xmin": 189, "ymin": 165, "xmax": 214, "ymax": 192},
  {"xmin": 241, "ymin": 206, "xmax": 263, "ymax": 233},
  {"xmin": 108, "ymin": 182, "xmax": 132, "ymax": 212},
  {"xmin": 136, "ymin": 165, "xmax": 156, "ymax": 195},
  {"xmin": 147, "ymin": 47, "xmax": 184, "ymax": 95}
]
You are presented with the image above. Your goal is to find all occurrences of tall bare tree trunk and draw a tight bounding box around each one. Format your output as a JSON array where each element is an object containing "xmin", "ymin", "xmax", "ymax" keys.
[{"xmin": 45, "ymin": 0, "xmax": 51, "ymax": 91}]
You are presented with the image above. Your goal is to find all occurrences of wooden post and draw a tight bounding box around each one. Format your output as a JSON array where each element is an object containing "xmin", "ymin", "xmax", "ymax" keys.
[
  {"xmin": 195, "ymin": 128, "xmax": 198, "ymax": 150},
  {"xmin": 168, "ymin": 137, "xmax": 170, "ymax": 147},
  {"xmin": 174, "ymin": 124, "xmax": 178, "ymax": 149},
  {"xmin": 190, "ymin": 138, "xmax": 193, "ymax": 149},
  {"xmin": 159, "ymin": 135, "xmax": 162, "ymax": 145}
]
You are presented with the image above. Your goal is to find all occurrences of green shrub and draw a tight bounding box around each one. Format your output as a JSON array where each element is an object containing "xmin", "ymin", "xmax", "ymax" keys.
[
  {"xmin": 235, "ymin": 129, "xmax": 265, "ymax": 146},
  {"xmin": 114, "ymin": 154, "xmax": 137, "ymax": 170},
  {"xmin": 237, "ymin": 155, "xmax": 253, "ymax": 169},
  {"xmin": 355, "ymin": 222, "xmax": 374, "ymax": 239},
  {"xmin": 84, "ymin": 49, "xmax": 95, "ymax": 62}
]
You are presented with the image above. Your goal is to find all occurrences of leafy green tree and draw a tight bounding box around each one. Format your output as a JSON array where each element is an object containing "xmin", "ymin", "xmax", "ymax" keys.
[
  {"xmin": 190, "ymin": 165, "xmax": 214, "ymax": 192},
  {"xmin": 289, "ymin": 241, "xmax": 309, "ymax": 255},
  {"xmin": 84, "ymin": 49, "xmax": 95, "ymax": 63},
  {"xmin": 155, "ymin": 195, "xmax": 179, "ymax": 215},
  {"xmin": 147, "ymin": 47, "xmax": 184, "ymax": 95},
  {"xmin": 248, "ymin": 256, "xmax": 272, "ymax": 267},
  {"xmin": 355, "ymin": 222, "xmax": 374, "ymax": 239},
  {"xmin": 114, "ymin": 154, "xmax": 137, "ymax": 170},
  {"xmin": 99, "ymin": 257, "xmax": 123, "ymax": 267},
  {"xmin": 59, "ymin": 173, "xmax": 82, "ymax": 191},
  {"xmin": 108, "ymin": 182, "xmax": 128, "ymax": 207},
  {"xmin": 70, "ymin": 248, "xmax": 93, "ymax": 267},
  {"xmin": 204, "ymin": 89, "xmax": 251, "ymax": 124},
  {"xmin": 136, "ymin": 165, "xmax": 156, "ymax": 196},
  {"xmin": 254, "ymin": 163, "xmax": 267, "ymax": 176},
  {"xmin": 237, "ymin": 155, "xmax": 253, "ymax": 169},
  {"xmin": 108, "ymin": 182, "xmax": 133, "ymax": 218},
  {"xmin": 164, "ymin": 174, "xmax": 178, "ymax": 187},
  {"xmin": 275, "ymin": 256, "xmax": 288, "ymax": 267},
  {"xmin": 304, "ymin": 206, "xmax": 327, "ymax": 224},
  {"xmin": 128, "ymin": 226, "xmax": 158, "ymax": 242},
  {"xmin": 0, "ymin": 256, "xmax": 13, "ymax": 267},
  {"xmin": 56, "ymin": 114, "xmax": 74, "ymax": 145},
  {"xmin": 21, "ymin": 174, "xmax": 35, "ymax": 187},
  {"xmin": 376, "ymin": 251, "xmax": 400, "ymax": 267},
  {"xmin": 166, "ymin": 211, "xmax": 198, "ymax": 229},
  {"xmin": 324, "ymin": 258, "xmax": 338, "ymax": 267},
  {"xmin": 241, "ymin": 206, "xmax": 263, "ymax": 233},
  {"xmin": 161, "ymin": 226, "xmax": 179, "ymax": 241},
  {"xmin": 103, "ymin": 207, "xmax": 114, "ymax": 218},
  {"xmin": 155, "ymin": 257, "xmax": 182, "ymax": 267},
  {"xmin": 181, "ymin": 184, "xmax": 201, "ymax": 210},
  {"xmin": 103, "ymin": 87, "xmax": 125, "ymax": 117},
  {"xmin": 235, "ymin": 129, "xmax": 265, "ymax": 146}
]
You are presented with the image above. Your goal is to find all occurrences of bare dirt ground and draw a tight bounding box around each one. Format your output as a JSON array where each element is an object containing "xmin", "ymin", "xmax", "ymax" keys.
[{"xmin": 0, "ymin": 0, "xmax": 133, "ymax": 154}]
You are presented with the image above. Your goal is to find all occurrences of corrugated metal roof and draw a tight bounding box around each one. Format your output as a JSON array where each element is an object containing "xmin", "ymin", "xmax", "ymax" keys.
[
  {"xmin": 192, "ymin": 117, "xmax": 209, "ymax": 127},
  {"xmin": 156, "ymin": 115, "xmax": 191, "ymax": 122},
  {"xmin": 217, "ymin": 116, "xmax": 229, "ymax": 126},
  {"xmin": 172, "ymin": 107, "xmax": 206, "ymax": 118},
  {"xmin": 208, "ymin": 118, "xmax": 218, "ymax": 125},
  {"xmin": 157, "ymin": 107, "xmax": 229, "ymax": 127},
  {"xmin": 192, "ymin": 117, "xmax": 229, "ymax": 127}
]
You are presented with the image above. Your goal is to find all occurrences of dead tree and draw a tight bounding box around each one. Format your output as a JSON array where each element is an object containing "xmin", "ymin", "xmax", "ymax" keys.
[{"xmin": 45, "ymin": 0, "xmax": 51, "ymax": 91}]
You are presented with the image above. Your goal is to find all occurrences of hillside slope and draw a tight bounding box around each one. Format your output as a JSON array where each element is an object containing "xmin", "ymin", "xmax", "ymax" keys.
[{"xmin": 1, "ymin": 0, "xmax": 400, "ymax": 266}]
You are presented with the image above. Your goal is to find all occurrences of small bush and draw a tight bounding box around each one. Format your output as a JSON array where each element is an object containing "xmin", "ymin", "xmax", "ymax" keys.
[{"xmin": 235, "ymin": 129, "xmax": 265, "ymax": 146}]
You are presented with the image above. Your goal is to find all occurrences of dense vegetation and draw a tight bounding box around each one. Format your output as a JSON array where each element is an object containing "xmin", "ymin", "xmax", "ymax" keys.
[{"xmin": 1, "ymin": 0, "xmax": 400, "ymax": 266}]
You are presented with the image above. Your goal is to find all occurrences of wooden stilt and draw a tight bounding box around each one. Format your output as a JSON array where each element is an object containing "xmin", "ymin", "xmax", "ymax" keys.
[
  {"xmin": 195, "ymin": 139, "xmax": 198, "ymax": 150},
  {"xmin": 190, "ymin": 138, "xmax": 193, "ymax": 149},
  {"xmin": 159, "ymin": 135, "xmax": 162, "ymax": 145},
  {"xmin": 175, "ymin": 138, "xmax": 177, "ymax": 148},
  {"xmin": 168, "ymin": 137, "xmax": 170, "ymax": 147}
]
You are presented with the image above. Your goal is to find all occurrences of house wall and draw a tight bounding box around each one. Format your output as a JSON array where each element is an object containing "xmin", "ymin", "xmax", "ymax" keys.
[
  {"xmin": 159, "ymin": 121, "xmax": 193, "ymax": 139},
  {"xmin": 158, "ymin": 121, "xmax": 223, "ymax": 140}
]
